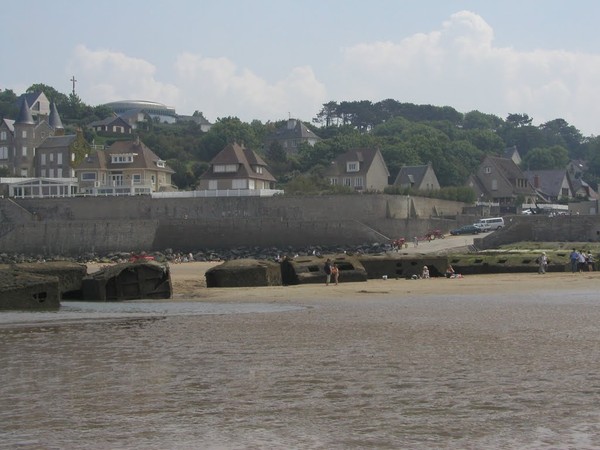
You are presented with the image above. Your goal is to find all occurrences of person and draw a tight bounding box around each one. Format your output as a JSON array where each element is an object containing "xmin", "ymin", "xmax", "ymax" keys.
[
  {"xmin": 324, "ymin": 258, "xmax": 332, "ymax": 286},
  {"xmin": 421, "ymin": 265, "xmax": 430, "ymax": 279},
  {"xmin": 569, "ymin": 249, "xmax": 579, "ymax": 273},
  {"xmin": 577, "ymin": 250, "xmax": 587, "ymax": 273},
  {"xmin": 537, "ymin": 251, "xmax": 548, "ymax": 274},
  {"xmin": 331, "ymin": 263, "xmax": 340, "ymax": 285},
  {"xmin": 587, "ymin": 252, "xmax": 595, "ymax": 271},
  {"xmin": 413, "ymin": 236, "xmax": 419, "ymax": 247},
  {"xmin": 445, "ymin": 264, "xmax": 456, "ymax": 278}
]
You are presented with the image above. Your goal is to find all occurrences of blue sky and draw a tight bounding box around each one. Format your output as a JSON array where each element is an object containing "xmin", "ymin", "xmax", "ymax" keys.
[{"xmin": 3, "ymin": 1, "xmax": 600, "ymax": 135}]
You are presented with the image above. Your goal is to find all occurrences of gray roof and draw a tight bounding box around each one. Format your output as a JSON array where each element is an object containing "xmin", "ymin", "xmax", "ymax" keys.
[
  {"xmin": 15, "ymin": 99, "xmax": 34, "ymax": 125},
  {"xmin": 48, "ymin": 103, "xmax": 64, "ymax": 129},
  {"xmin": 394, "ymin": 164, "xmax": 430, "ymax": 186},
  {"xmin": 325, "ymin": 148, "xmax": 388, "ymax": 177},
  {"xmin": 268, "ymin": 119, "xmax": 321, "ymax": 141},
  {"xmin": 37, "ymin": 135, "xmax": 76, "ymax": 149},
  {"xmin": 524, "ymin": 169, "xmax": 568, "ymax": 198}
]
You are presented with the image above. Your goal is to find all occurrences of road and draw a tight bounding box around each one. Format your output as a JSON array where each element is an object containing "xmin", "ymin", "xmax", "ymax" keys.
[{"xmin": 394, "ymin": 231, "xmax": 492, "ymax": 255}]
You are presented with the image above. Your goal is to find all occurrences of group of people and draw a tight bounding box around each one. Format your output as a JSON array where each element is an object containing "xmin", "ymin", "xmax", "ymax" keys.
[{"xmin": 569, "ymin": 249, "xmax": 595, "ymax": 272}]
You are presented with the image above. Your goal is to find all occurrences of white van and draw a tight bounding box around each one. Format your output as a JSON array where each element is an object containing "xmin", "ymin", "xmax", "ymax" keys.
[{"xmin": 474, "ymin": 217, "xmax": 505, "ymax": 231}]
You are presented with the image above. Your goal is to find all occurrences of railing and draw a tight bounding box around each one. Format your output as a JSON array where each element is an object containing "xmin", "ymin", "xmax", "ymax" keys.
[{"xmin": 151, "ymin": 189, "xmax": 284, "ymax": 198}]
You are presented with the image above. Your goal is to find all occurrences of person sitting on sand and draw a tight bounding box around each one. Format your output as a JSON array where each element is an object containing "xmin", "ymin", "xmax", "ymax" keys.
[
  {"xmin": 445, "ymin": 264, "xmax": 456, "ymax": 278},
  {"xmin": 422, "ymin": 265, "xmax": 430, "ymax": 279}
]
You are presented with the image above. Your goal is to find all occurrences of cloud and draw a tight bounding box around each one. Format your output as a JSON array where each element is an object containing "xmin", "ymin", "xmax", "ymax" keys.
[
  {"xmin": 68, "ymin": 45, "xmax": 327, "ymax": 123},
  {"xmin": 68, "ymin": 45, "xmax": 180, "ymax": 107},
  {"xmin": 338, "ymin": 10, "xmax": 600, "ymax": 135},
  {"xmin": 174, "ymin": 52, "xmax": 327, "ymax": 121}
]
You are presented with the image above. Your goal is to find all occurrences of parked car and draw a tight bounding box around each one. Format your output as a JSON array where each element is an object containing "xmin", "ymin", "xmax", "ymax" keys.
[{"xmin": 450, "ymin": 224, "xmax": 481, "ymax": 235}]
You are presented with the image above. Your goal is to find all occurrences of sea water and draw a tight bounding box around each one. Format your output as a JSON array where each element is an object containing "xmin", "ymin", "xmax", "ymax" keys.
[{"xmin": 1, "ymin": 292, "xmax": 600, "ymax": 449}]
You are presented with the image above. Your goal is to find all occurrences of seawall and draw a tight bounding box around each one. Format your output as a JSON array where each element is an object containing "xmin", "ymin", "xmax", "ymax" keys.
[{"xmin": 0, "ymin": 195, "xmax": 468, "ymax": 256}]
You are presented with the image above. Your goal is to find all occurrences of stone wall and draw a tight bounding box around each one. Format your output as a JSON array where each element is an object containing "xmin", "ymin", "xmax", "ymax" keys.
[{"xmin": 475, "ymin": 215, "xmax": 600, "ymax": 249}]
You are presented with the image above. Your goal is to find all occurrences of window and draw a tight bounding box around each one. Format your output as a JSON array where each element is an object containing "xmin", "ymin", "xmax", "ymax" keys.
[
  {"xmin": 232, "ymin": 179, "xmax": 246, "ymax": 189},
  {"xmin": 248, "ymin": 179, "xmax": 255, "ymax": 189},
  {"xmin": 0, "ymin": 131, "xmax": 6, "ymax": 140},
  {"xmin": 343, "ymin": 177, "xmax": 351, "ymax": 186},
  {"xmin": 330, "ymin": 178, "xmax": 338, "ymax": 185},
  {"xmin": 208, "ymin": 180, "xmax": 218, "ymax": 190},
  {"xmin": 57, "ymin": 153, "xmax": 63, "ymax": 165},
  {"xmin": 22, "ymin": 130, "xmax": 27, "ymax": 138},
  {"xmin": 213, "ymin": 164, "xmax": 238, "ymax": 173},
  {"xmin": 48, "ymin": 168, "xmax": 54, "ymax": 178},
  {"xmin": 57, "ymin": 168, "xmax": 63, "ymax": 178},
  {"xmin": 133, "ymin": 174, "xmax": 142, "ymax": 184},
  {"xmin": 20, "ymin": 168, "xmax": 28, "ymax": 177},
  {"xmin": 491, "ymin": 179, "xmax": 498, "ymax": 190},
  {"xmin": 0, "ymin": 147, "xmax": 7, "ymax": 159},
  {"xmin": 41, "ymin": 154, "xmax": 46, "ymax": 165},
  {"xmin": 484, "ymin": 166, "xmax": 492, "ymax": 174},
  {"xmin": 22, "ymin": 146, "xmax": 27, "ymax": 157},
  {"xmin": 41, "ymin": 169, "xmax": 46, "ymax": 177},
  {"xmin": 110, "ymin": 154, "xmax": 135, "ymax": 163},
  {"xmin": 81, "ymin": 172, "xmax": 97, "ymax": 181},
  {"xmin": 354, "ymin": 177, "xmax": 364, "ymax": 188},
  {"xmin": 49, "ymin": 153, "xmax": 54, "ymax": 162},
  {"xmin": 253, "ymin": 165, "xmax": 263, "ymax": 174},
  {"xmin": 346, "ymin": 161, "xmax": 359, "ymax": 172},
  {"xmin": 156, "ymin": 160, "xmax": 166, "ymax": 168}
]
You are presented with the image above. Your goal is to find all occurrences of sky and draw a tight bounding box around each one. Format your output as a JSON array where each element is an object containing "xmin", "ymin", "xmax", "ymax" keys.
[{"xmin": 3, "ymin": 1, "xmax": 600, "ymax": 136}]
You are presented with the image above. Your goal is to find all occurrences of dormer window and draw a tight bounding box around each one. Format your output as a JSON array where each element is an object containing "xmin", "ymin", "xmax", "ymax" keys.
[
  {"xmin": 484, "ymin": 166, "xmax": 492, "ymax": 174},
  {"xmin": 347, "ymin": 161, "xmax": 359, "ymax": 172},
  {"xmin": 111, "ymin": 153, "xmax": 136, "ymax": 164},
  {"xmin": 253, "ymin": 165, "xmax": 263, "ymax": 174},
  {"xmin": 156, "ymin": 160, "xmax": 166, "ymax": 168},
  {"xmin": 213, "ymin": 164, "xmax": 238, "ymax": 173}
]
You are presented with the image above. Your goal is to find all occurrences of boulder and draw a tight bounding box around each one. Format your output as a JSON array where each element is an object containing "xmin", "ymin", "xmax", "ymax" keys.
[
  {"xmin": 281, "ymin": 254, "xmax": 368, "ymax": 285},
  {"xmin": 0, "ymin": 269, "xmax": 60, "ymax": 310}
]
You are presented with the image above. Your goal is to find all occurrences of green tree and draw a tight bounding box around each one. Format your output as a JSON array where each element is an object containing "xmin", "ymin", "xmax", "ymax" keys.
[
  {"xmin": 0, "ymin": 89, "xmax": 18, "ymax": 118},
  {"xmin": 521, "ymin": 145, "xmax": 569, "ymax": 170}
]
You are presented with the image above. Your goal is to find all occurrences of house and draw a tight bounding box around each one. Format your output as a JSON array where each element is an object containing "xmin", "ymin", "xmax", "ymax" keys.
[
  {"xmin": 393, "ymin": 162, "xmax": 440, "ymax": 191},
  {"xmin": 468, "ymin": 155, "xmax": 538, "ymax": 208},
  {"xmin": 325, "ymin": 148, "xmax": 390, "ymax": 192},
  {"xmin": 89, "ymin": 115, "xmax": 133, "ymax": 135},
  {"xmin": 196, "ymin": 142, "xmax": 277, "ymax": 191},
  {"xmin": 264, "ymin": 118, "xmax": 321, "ymax": 155},
  {"xmin": 524, "ymin": 169, "xmax": 572, "ymax": 202},
  {"xmin": 566, "ymin": 160, "xmax": 598, "ymax": 200},
  {"xmin": 74, "ymin": 138, "xmax": 175, "ymax": 195},
  {"xmin": 0, "ymin": 96, "xmax": 64, "ymax": 177},
  {"xmin": 36, "ymin": 133, "xmax": 86, "ymax": 179}
]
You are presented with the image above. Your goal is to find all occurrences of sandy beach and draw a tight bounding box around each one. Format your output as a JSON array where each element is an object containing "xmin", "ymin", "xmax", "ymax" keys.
[{"xmin": 158, "ymin": 260, "xmax": 600, "ymax": 303}]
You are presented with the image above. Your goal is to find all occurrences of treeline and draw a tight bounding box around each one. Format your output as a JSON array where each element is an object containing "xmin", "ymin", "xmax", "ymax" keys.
[{"xmin": 2, "ymin": 86, "xmax": 600, "ymax": 194}]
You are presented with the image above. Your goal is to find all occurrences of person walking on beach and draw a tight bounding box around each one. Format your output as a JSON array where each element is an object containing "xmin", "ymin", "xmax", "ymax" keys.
[
  {"xmin": 577, "ymin": 250, "xmax": 587, "ymax": 272},
  {"xmin": 537, "ymin": 252, "xmax": 548, "ymax": 274},
  {"xmin": 324, "ymin": 259, "xmax": 332, "ymax": 286},
  {"xmin": 331, "ymin": 263, "xmax": 339, "ymax": 285}
]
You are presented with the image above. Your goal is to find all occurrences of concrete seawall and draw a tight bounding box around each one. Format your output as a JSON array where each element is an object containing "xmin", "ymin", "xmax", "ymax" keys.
[{"xmin": 0, "ymin": 195, "xmax": 469, "ymax": 256}]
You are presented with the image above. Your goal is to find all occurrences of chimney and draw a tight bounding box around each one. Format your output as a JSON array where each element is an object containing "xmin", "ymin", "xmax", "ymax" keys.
[{"xmin": 533, "ymin": 175, "xmax": 540, "ymax": 188}]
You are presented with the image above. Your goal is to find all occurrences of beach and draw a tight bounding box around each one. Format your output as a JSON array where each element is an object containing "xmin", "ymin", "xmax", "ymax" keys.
[{"xmin": 164, "ymin": 260, "xmax": 600, "ymax": 303}]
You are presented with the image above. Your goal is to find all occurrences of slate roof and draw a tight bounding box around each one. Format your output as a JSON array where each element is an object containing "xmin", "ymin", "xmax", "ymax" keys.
[
  {"xmin": 268, "ymin": 119, "xmax": 321, "ymax": 141},
  {"xmin": 394, "ymin": 164, "xmax": 430, "ymax": 186},
  {"xmin": 15, "ymin": 99, "xmax": 34, "ymax": 125},
  {"xmin": 48, "ymin": 103, "xmax": 64, "ymax": 130},
  {"xmin": 201, "ymin": 142, "xmax": 276, "ymax": 182},
  {"xmin": 37, "ymin": 135, "xmax": 76, "ymax": 149},
  {"xmin": 524, "ymin": 169, "xmax": 569, "ymax": 198},
  {"xmin": 1, "ymin": 119, "xmax": 15, "ymax": 133},
  {"xmin": 325, "ymin": 148, "xmax": 389, "ymax": 177}
]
